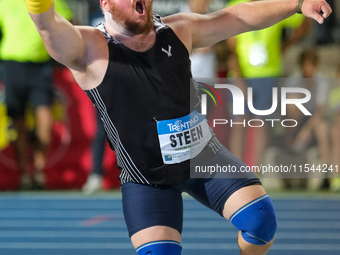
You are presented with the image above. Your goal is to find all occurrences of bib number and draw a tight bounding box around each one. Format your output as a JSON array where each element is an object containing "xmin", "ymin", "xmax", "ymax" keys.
[{"xmin": 157, "ymin": 110, "xmax": 212, "ymax": 164}]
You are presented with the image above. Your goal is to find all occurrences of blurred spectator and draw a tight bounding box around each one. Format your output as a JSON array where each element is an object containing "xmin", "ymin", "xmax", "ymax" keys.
[
  {"xmin": 285, "ymin": 49, "xmax": 331, "ymax": 190},
  {"xmin": 0, "ymin": 0, "xmax": 72, "ymax": 189},
  {"xmin": 82, "ymin": 113, "xmax": 106, "ymax": 194},
  {"xmin": 225, "ymin": 0, "xmax": 309, "ymax": 167},
  {"xmin": 187, "ymin": 0, "xmax": 217, "ymax": 79},
  {"xmin": 82, "ymin": 4, "xmax": 105, "ymax": 194},
  {"xmin": 329, "ymin": 65, "xmax": 340, "ymax": 192}
]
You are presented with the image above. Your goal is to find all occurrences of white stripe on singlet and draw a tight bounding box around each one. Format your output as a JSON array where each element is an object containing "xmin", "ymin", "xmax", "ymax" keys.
[{"xmin": 89, "ymin": 88, "xmax": 150, "ymax": 185}]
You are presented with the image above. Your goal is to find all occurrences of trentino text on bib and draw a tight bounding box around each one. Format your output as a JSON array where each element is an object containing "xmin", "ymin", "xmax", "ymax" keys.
[{"xmin": 157, "ymin": 110, "xmax": 212, "ymax": 164}]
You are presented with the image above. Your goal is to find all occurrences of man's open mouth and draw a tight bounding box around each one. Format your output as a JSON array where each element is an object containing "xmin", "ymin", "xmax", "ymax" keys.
[{"xmin": 136, "ymin": 0, "xmax": 144, "ymax": 14}]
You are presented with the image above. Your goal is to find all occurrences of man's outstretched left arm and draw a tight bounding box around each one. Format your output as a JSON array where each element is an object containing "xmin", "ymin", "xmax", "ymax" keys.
[{"xmin": 165, "ymin": 0, "xmax": 332, "ymax": 50}]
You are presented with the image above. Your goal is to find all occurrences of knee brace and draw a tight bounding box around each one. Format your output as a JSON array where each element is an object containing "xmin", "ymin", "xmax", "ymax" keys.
[
  {"xmin": 230, "ymin": 194, "xmax": 277, "ymax": 245},
  {"xmin": 136, "ymin": 241, "xmax": 181, "ymax": 255}
]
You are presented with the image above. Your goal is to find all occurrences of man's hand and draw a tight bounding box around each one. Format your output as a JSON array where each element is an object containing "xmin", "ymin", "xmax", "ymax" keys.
[{"xmin": 301, "ymin": 0, "xmax": 332, "ymax": 24}]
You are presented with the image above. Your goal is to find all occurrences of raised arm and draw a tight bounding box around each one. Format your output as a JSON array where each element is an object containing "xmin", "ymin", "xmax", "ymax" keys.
[
  {"xmin": 26, "ymin": 0, "xmax": 87, "ymax": 71},
  {"xmin": 165, "ymin": 0, "xmax": 332, "ymax": 50}
]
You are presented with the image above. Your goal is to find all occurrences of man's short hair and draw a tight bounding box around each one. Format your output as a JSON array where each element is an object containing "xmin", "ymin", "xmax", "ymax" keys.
[{"xmin": 299, "ymin": 49, "xmax": 319, "ymax": 67}]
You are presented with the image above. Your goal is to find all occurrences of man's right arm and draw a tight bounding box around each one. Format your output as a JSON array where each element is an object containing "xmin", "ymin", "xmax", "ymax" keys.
[{"xmin": 26, "ymin": 0, "xmax": 87, "ymax": 71}]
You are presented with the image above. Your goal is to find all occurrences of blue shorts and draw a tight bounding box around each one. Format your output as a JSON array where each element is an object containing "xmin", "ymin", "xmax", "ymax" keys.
[{"xmin": 122, "ymin": 147, "xmax": 261, "ymax": 237}]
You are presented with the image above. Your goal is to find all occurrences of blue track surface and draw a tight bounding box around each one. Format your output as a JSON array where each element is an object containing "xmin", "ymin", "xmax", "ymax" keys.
[{"xmin": 0, "ymin": 192, "xmax": 339, "ymax": 255}]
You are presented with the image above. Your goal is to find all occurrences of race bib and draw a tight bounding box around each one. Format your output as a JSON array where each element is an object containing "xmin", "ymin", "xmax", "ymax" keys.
[{"xmin": 157, "ymin": 110, "xmax": 212, "ymax": 164}]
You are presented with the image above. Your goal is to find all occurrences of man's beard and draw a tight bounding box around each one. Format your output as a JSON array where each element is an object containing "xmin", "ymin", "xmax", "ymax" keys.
[{"xmin": 109, "ymin": 2, "xmax": 154, "ymax": 34}]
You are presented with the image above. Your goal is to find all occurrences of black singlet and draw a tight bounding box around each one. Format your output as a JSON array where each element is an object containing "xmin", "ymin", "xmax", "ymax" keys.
[{"xmin": 85, "ymin": 14, "xmax": 222, "ymax": 187}]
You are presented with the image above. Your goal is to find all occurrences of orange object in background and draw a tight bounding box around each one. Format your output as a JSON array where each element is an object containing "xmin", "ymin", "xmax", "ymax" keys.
[{"xmin": 0, "ymin": 68, "xmax": 120, "ymax": 191}]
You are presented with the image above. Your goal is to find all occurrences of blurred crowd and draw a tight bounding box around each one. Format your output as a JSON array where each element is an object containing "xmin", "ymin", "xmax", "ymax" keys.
[{"xmin": 0, "ymin": 0, "xmax": 339, "ymax": 192}]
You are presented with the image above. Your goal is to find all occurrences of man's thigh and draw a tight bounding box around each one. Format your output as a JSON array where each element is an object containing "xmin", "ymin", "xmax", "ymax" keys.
[
  {"xmin": 183, "ymin": 146, "xmax": 262, "ymax": 216},
  {"xmin": 121, "ymin": 182, "xmax": 183, "ymax": 248}
]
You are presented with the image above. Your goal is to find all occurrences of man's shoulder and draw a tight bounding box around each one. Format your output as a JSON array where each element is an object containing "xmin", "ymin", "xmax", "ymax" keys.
[
  {"xmin": 161, "ymin": 12, "xmax": 195, "ymax": 35},
  {"xmin": 161, "ymin": 13, "xmax": 194, "ymax": 53},
  {"xmin": 77, "ymin": 25, "xmax": 104, "ymax": 37},
  {"xmin": 74, "ymin": 25, "xmax": 107, "ymax": 64},
  {"xmin": 68, "ymin": 25, "xmax": 108, "ymax": 91},
  {"xmin": 162, "ymin": 13, "xmax": 177, "ymax": 26},
  {"xmin": 162, "ymin": 12, "xmax": 193, "ymax": 26}
]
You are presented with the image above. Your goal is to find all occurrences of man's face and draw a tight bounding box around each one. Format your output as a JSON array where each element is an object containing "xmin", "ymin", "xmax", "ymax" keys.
[{"xmin": 104, "ymin": 0, "xmax": 154, "ymax": 34}]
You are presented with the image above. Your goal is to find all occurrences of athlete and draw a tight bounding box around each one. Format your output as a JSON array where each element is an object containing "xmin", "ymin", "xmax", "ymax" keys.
[{"xmin": 25, "ymin": 0, "xmax": 332, "ymax": 254}]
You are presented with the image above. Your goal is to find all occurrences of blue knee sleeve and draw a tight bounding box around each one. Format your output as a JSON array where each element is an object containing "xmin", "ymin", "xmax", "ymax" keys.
[
  {"xmin": 136, "ymin": 241, "xmax": 181, "ymax": 255},
  {"xmin": 230, "ymin": 194, "xmax": 277, "ymax": 245}
]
